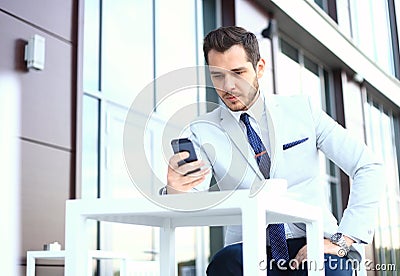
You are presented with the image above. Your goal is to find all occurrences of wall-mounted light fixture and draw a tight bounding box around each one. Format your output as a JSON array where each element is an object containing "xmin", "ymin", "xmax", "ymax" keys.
[
  {"xmin": 24, "ymin": 34, "xmax": 45, "ymax": 70},
  {"xmin": 353, "ymin": 73, "xmax": 364, "ymax": 84}
]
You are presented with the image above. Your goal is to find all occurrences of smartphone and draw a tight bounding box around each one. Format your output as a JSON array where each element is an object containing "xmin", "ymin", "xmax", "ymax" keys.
[{"xmin": 171, "ymin": 138, "xmax": 200, "ymax": 175}]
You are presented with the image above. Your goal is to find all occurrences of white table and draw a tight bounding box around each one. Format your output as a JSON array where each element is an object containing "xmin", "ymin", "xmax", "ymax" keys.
[{"xmin": 65, "ymin": 182, "xmax": 324, "ymax": 276}]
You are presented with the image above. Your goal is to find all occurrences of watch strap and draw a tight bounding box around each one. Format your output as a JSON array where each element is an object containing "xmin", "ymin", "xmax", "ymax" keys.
[{"xmin": 330, "ymin": 233, "xmax": 350, "ymax": 256}]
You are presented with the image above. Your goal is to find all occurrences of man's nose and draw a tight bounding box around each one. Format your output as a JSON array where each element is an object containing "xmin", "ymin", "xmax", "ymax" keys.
[{"xmin": 223, "ymin": 74, "xmax": 235, "ymax": 93}]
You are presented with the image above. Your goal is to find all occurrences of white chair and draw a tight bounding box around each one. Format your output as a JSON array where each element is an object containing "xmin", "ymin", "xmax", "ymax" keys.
[
  {"xmin": 26, "ymin": 250, "xmax": 65, "ymax": 276},
  {"xmin": 27, "ymin": 250, "xmax": 158, "ymax": 276}
]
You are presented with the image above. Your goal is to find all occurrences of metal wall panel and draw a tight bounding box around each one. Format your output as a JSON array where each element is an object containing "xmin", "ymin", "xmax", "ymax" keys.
[
  {"xmin": 0, "ymin": 12, "xmax": 74, "ymax": 150},
  {"xmin": 0, "ymin": 0, "xmax": 75, "ymax": 42},
  {"xmin": 20, "ymin": 140, "xmax": 71, "ymax": 263},
  {"xmin": 0, "ymin": 1, "xmax": 77, "ymax": 274}
]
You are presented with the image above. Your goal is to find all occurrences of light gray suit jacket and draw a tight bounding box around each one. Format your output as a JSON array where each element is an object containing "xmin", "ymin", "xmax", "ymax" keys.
[{"xmin": 187, "ymin": 94, "xmax": 383, "ymax": 259}]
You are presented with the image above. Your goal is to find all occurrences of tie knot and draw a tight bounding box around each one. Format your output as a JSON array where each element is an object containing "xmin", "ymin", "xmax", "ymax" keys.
[{"xmin": 240, "ymin": 113, "xmax": 251, "ymax": 125}]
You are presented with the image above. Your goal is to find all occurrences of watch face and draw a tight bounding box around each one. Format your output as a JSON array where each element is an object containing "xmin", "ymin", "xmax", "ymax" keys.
[{"xmin": 331, "ymin": 233, "xmax": 343, "ymax": 242}]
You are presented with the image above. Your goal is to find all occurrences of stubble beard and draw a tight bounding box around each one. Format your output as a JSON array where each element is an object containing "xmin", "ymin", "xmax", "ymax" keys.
[{"xmin": 225, "ymin": 77, "xmax": 260, "ymax": 112}]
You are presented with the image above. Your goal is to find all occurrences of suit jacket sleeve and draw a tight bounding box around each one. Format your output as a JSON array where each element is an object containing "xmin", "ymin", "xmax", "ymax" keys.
[{"xmin": 308, "ymin": 97, "xmax": 384, "ymax": 243}]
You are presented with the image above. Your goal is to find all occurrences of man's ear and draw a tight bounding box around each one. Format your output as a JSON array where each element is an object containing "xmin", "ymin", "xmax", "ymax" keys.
[{"xmin": 256, "ymin": 58, "xmax": 266, "ymax": 79}]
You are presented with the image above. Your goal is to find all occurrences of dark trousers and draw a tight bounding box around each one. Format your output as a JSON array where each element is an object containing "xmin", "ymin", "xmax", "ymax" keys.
[{"xmin": 206, "ymin": 238, "xmax": 354, "ymax": 276}]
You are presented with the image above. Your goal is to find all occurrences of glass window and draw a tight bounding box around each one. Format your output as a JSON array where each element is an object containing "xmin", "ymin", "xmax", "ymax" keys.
[
  {"xmin": 103, "ymin": 103, "xmax": 148, "ymax": 198},
  {"xmin": 314, "ymin": 0, "xmax": 328, "ymax": 12},
  {"xmin": 396, "ymin": 0, "xmax": 400, "ymax": 53},
  {"xmin": 364, "ymin": 97, "xmax": 400, "ymax": 270},
  {"xmin": 154, "ymin": 0, "xmax": 202, "ymax": 121},
  {"xmin": 342, "ymin": 75, "xmax": 365, "ymax": 141},
  {"xmin": 153, "ymin": 1, "xmax": 209, "ymax": 271},
  {"xmin": 101, "ymin": 0, "xmax": 154, "ymax": 107},
  {"xmin": 155, "ymin": 0, "xmax": 198, "ymax": 76},
  {"xmin": 277, "ymin": 39, "xmax": 301, "ymax": 96},
  {"xmin": 81, "ymin": 95, "xmax": 100, "ymax": 199},
  {"xmin": 99, "ymin": 102, "xmax": 159, "ymax": 271},
  {"xmin": 82, "ymin": 1, "xmax": 211, "ymax": 273},
  {"xmin": 83, "ymin": 0, "xmax": 100, "ymax": 93},
  {"xmin": 370, "ymin": 0, "xmax": 395, "ymax": 74},
  {"xmin": 336, "ymin": 0, "xmax": 352, "ymax": 37},
  {"xmin": 301, "ymin": 56, "xmax": 322, "ymax": 108},
  {"xmin": 280, "ymin": 39, "xmax": 299, "ymax": 63},
  {"xmin": 277, "ymin": 39, "xmax": 322, "ymax": 105},
  {"xmin": 81, "ymin": 95, "xmax": 100, "ymax": 261},
  {"xmin": 350, "ymin": 0, "xmax": 375, "ymax": 60},
  {"xmin": 350, "ymin": 0, "xmax": 395, "ymax": 75},
  {"xmin": 97, "ymin": 2, "xmax": 158, "ymax": 272},
  {"xmin": 101, "ymin": 223, "xmax": 158, "ymax": 261}
]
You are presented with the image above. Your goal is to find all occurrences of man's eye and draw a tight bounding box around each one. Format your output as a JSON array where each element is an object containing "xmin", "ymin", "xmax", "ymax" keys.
[
  {"xmin": 212, "ymin": 75, "xmax": 223, "ymax": 79},
  {"xmin": 235, "ymin": 71, "xmax": 244, "ymax": 75}
]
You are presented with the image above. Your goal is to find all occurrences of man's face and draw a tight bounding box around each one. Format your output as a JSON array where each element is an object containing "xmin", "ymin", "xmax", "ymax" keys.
[{"xmin": 207, "ymin": 45, "xmax": 265, "ymax": 111}]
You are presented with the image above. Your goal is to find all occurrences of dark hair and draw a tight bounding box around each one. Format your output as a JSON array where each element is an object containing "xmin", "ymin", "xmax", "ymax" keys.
[{"xmin": 203, "ymin": 26, "xmax": 260, "ymax": 70}]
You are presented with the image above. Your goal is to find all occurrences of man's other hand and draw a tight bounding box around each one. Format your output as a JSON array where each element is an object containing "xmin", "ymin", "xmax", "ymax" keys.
[{"xmin": 291, "ymin": 236, "xmax": 355, "ymax": 269}]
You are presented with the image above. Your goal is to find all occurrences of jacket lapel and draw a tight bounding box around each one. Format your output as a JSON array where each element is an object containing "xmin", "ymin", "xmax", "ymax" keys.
[{"xmin": 219, "ymin": 107, "xmax": 265, "ymax": 181}]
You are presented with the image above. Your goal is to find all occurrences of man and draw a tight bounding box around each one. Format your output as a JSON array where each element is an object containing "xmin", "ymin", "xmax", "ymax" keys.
[{"xmin": 166, "ymin": 26, "xmax": 383, "ymax": 275}]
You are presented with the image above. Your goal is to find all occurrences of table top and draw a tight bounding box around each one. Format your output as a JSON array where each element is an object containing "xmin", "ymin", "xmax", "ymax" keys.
[{"xmin": 67, "ymin": 187, "xmax": 322, "ymax": 228}]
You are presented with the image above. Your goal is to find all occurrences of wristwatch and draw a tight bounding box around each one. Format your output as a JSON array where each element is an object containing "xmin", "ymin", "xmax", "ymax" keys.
[{"xmin": 330, "ymin": 233, "xmax": 350, "ymax": 257}]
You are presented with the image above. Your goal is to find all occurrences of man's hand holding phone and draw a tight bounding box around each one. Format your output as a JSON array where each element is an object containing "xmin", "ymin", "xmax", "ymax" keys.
[{"xmin": 166, "ymin": 138, "xmax": 210, "ymax": 194}]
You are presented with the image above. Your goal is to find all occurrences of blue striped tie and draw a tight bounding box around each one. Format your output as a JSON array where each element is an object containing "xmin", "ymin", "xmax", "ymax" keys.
[{"xmin": 240, "ymin": 113, "xmax": 290, "ymax": 262}]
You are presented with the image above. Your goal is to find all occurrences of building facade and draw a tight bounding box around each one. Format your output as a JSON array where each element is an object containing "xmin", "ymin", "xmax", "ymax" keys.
[
  {"xmin": 0, "ymin": 0, "xmax": 398, "ymax": 275},
  {"xmin": 78, "ymin": 0, "xmax": 400, "ymax": 275}
]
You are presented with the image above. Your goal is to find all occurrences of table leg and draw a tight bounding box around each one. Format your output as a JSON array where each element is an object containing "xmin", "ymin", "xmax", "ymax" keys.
[
  {"xmin": 242, "ymin": 200, "xmax": 267, "ymax": 276},
  {"xmin": 160, "ymin": 219, "xmax": 175, "ymax": 276},
  {"xmin": 26, "ymin": 252, "xmax": 35, "ymax": 276},
  {"xmin": 120, "ymin": 257, "xmax": 127, "ymax": 276},
  {"xmin": 65, "ymin": 202, "xmax": 89, "ymax": 276},
  {"xmin": 306, "ymin": 220, "xmax": 324, "ymax": 276},
  {"xmin": 87, "ymin": 253, "xmax": 93, "ymax": 276}
]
